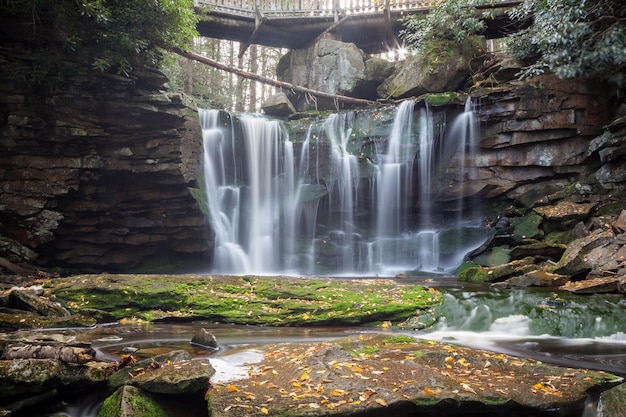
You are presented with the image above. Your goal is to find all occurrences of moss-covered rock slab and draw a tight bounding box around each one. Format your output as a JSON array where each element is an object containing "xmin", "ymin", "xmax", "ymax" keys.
[
  {"xmin": 207, "ymin": 333, "xmax": 622, "ymax": 416},
  {"xmin": 44, "ymin": 275, "xmax": 443, "ymax": 327}
]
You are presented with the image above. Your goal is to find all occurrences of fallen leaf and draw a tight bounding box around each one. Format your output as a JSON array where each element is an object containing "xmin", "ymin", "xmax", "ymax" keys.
[{"xmin": 375, "ymin": 398, "xmax": 388, "ymax": 407}]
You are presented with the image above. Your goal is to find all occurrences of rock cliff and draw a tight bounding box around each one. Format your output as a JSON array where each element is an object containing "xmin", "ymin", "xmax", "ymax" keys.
[{"xmin": 0, "ymin": 25, "xmax": 210, "ymax": 273}]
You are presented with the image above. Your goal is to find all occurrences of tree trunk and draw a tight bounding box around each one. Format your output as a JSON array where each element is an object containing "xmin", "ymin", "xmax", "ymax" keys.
[{"xmin": 249, "ymin": 45, "xmax": 258, "ymax": 112}]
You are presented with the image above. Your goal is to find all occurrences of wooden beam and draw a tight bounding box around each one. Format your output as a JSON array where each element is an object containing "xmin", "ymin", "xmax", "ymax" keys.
[{"xmin": 172, "ymin": 47, "xmax": 379, "ymax": 107}]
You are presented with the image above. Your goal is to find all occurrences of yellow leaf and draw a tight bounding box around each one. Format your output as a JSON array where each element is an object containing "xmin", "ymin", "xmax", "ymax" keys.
[
  {"xmin": 301, "ymin": 372, "xmax": 310, "ymax": 381},
  {"xmin": 533, "ymin": 383, "xmax": 544, "ymax": 390},
  {"xmin": 457, "ymin": 358, "xmax": 470, "ymax": 367},
  {"xmin": 445, "ymin": 356, "xmax": 455, "ymax": 363},
  {"xmin": 227, "ymin": 384, "xmax": 239, "ymax": 393},
  {"xmin": 261, "ymin": 407, "xmax": 269, "ymax": 414},
  {"xmin": 423, "ymin": 387, "xmax": 436, "ymax": 397},
  {"xmin": 293, "ymin": 381, "xmax": 301, "ymax": 388}
]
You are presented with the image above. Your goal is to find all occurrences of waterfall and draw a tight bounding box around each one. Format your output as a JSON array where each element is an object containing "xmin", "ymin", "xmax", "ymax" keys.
[{"xmin": 199, "ymin": 100, "xmax": 486, "ymax": 276}]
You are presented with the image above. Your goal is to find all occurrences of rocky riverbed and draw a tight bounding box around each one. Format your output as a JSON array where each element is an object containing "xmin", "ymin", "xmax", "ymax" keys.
[{"xmin": 0, "ymin": 275, "xmax": 625, "ymax": 417}]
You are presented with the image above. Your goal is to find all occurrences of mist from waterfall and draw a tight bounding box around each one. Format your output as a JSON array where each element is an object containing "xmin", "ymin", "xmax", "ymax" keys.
[{"xmin": 199, "ymin": 100, "xmax": 486, "ymax": 276}]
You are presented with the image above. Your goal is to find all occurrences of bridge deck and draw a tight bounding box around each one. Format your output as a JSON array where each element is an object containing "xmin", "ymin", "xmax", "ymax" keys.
[{"xmin": 195, "ymin": 0, "xmax": 522, "ymax": 54}]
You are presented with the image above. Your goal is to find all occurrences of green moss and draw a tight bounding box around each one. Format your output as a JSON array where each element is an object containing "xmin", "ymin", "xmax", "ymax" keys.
[
  {"xmin": 510, "ymin": 212, "xmax": 544, "ymax": 242},
  {"xmin": 97, "ymin": 386, "xmax": 169, "ymax": 417},
  {"xmin": 417, "ymin": 91, "xmax": 464, "ymax": 106},
  {"xmin": 383, "ymin": 335, "xmax": 418, "ymax": 344},
  {"xmin": 456, "ymin": 263, "xmax": 490, "ymax": 283},
  {"xmin": 473, "ymin": 247, "xmax": 510, "ymax": 267},
  {"xmin": 48, "ymin": 275, "xmax": 443, "ymax": 327}
]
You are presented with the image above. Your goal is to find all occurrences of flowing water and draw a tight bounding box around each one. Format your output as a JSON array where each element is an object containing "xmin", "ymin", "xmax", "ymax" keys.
[
  {"xmin": 44, "ymin": 284, "xmax": 626, "ymax": 416},
  {"xmin": 199, "ymin": 100, "xmax": 487, "ymax": 276}
]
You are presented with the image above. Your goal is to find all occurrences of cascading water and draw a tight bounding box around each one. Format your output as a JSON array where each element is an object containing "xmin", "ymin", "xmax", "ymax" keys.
[{"xmin": 199, "ymin": 100, "xmax": 487, "ymax": 276}]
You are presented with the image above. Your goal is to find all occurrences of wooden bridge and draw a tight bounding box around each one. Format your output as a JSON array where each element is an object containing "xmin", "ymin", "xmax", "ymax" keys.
[{"xmin": 195, "ymin": 0, "xmax": 523, "ymax": 54}]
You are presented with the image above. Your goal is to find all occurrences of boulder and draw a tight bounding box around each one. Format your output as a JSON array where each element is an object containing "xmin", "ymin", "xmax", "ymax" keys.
[
  {"xmin": 277, "ymin": 39, "xmax": 386, "ymax": 111},
  {"xmin": 107, "ymin": 350, "xmax": 193, "ymax": 391},
  {"xmin": 377, "ymin": 38, "xmax": 485, "ymax": 99},
  {"xmin": 553, "ymin": 230, "xmax": 618, "ymax": 276},
  {"xmin": 261, "ymin": 92, "xmax": 297, "ymax": 117},
  {"xmin": 130, "ymin": 358, "xmax": 215, "ymax": 395},
  {"xmin": 190, "ymin": 328, "xmax": 219, "ymax": 350}
]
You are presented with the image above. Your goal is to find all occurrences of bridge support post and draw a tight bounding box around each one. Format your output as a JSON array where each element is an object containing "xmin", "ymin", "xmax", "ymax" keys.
[{"xmin": 238, "ymin": 0, "xmax": 265, "ymax": 58}]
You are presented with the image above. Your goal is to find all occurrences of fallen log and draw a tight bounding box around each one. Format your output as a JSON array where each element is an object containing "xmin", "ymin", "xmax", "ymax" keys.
[
  {"xmin": 5, "ymin": 345, "xmax": 96, "ymax": 364},
  {"xmin": 171, "ymin": 47, "xmax": 379, "ymax": 107},
  {"xmin": 0, "ymin": 257, "xmax": 37, "ymax": 277}
]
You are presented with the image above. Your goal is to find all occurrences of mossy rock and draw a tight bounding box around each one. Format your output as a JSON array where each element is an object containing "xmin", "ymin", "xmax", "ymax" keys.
[
  {"xmin": 473, "ymin": 246, "xmax": 511, "ymax": 267},
  {"xmin": 46, "ymin": 275, "xmax": 443, "ymax": 327},
  {"xmin": 456, "ymin": 262, "xmax": 491, "ymax": 283},
  {"xmin": 510, "ymin": 212, "xmax": 544, "ymax": 242},
  {"xmin": 417, "ymin": 91, "xmax": 465, "ymax": 106},
  {"xmin": 98, "ymin": 385, "xmax": 170, "ymax": 417}
]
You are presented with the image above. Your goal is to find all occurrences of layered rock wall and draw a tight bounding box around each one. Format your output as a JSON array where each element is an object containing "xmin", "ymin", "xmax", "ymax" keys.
[{"xmin": 0, "ymin": 30, "xmax": 210, "ymax": 273}]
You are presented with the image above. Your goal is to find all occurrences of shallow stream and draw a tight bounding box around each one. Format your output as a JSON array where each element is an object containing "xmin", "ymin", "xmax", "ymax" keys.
[{"xmin": 42, "ymin": 282, "xmax": 626, "ymax": 416}]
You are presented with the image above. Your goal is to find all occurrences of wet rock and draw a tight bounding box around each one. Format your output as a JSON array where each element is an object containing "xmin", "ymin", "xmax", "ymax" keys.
[
  {"xmin": 559, "ymin": 277, "xmax": 620, "ymax": 294},
  {"xmin": 0, "ymin": 358, "xmax": 107, "ymax": 411},
  {"xmin": 612, "ymin": 209, "xmax": 626, "ymax": 234},
  {"xmin": 9, "ymin": 289, "xmax": 69, "ymax": 317},
  {"xmin": 207, "ymin": 333, "xmax": 622, "ymax": 417},
  {"xmin": 97, "ymin": 385, "xmax": 169, "ymax": 417},
  {"xmin": 0, "ymin": 311, "xmax": 97, "ymax": 331},
  {"xmin": 131, "ymin": 358, "xmax": 214, "ymax": 395},
  {"xmin": 191, "ymin": 328, "xmax": 219, "ymax": 350},
  {"xmin": 553, "ymin": 230, "xmax": 617, "ymax": 276},
  {"xmin": 598, "ymin": 382, "xmax": 626, "ymax": 417},
  {"xmin": 509, "ymin": 242, "xmax": 566, "ymax": 260},
  {"xmin": 76, "ymin": 308, "xmax": 118, "ymax": 324},
  {"xmin": 510, "ymin": 212, "xmax": 544, "ymax": 242},
  {"xmin": 472, "ymin": 246, "xmax": 511, "ymax": 267},
  {"xmin": 107, "ymin": 349, "xmax": 193, "ymax": 391},
  {"xmin": 534, "ymin": 200, "xmax": 596, "ymax": 224},
  {"xmin": 457, "ymin": 257, "xmax": 537, "ymax": 283},
  {"xmin": 397, "ymin": 309, "xmax": 439, "ymax": 330},
  {"xmin": 499, "ymin": 270, "xmax": 569, "ymax": 288}
]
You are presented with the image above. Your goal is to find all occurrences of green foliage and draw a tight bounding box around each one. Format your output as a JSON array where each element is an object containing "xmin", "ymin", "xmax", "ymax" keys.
[
  {"xmin": 1, "ymin": 0, "xmax": 198, "ymax": 83},
  {"xmin": 400, "ymin": 0, "xmax": 485, "ymax": 52},
  {"xmin": 506, "ymin": 0, "xmax": 626, "ymax": 87}
]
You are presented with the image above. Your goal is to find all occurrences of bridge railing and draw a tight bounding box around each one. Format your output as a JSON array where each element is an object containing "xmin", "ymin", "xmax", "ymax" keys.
[{"xmin": 196, "ymin": 0, "xmax": 439, "ymax": 18}]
